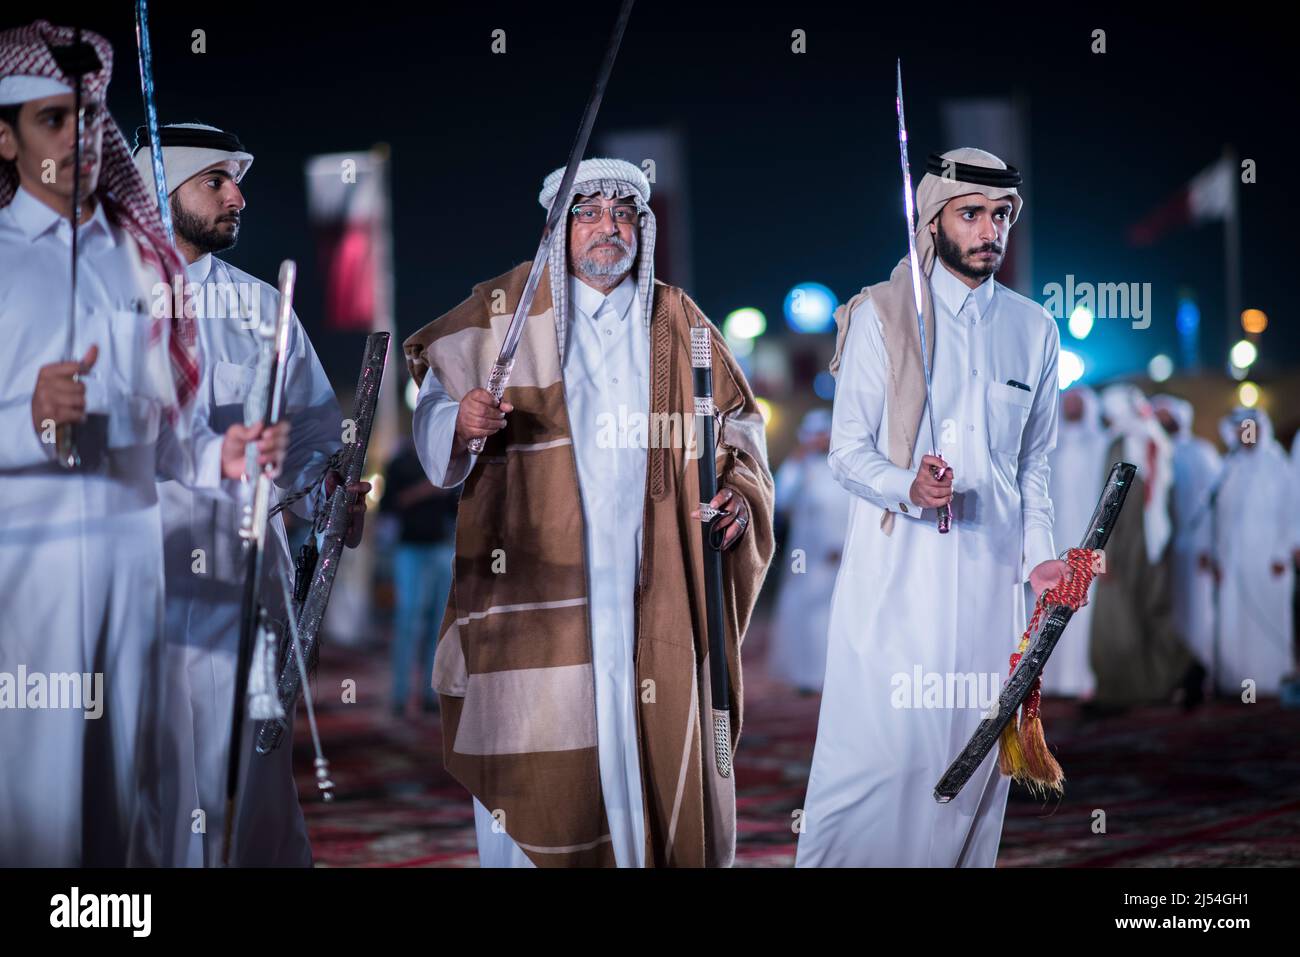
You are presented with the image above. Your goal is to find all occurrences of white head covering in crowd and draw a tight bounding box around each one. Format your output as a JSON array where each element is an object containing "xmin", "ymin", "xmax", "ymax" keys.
[
  {"xmin": 1151, "ymin": 394, "xmax": 1195, "ymax": 439},
  {"xmin": 798, "ymin": 408, "xmax": 833, "ymax": 443},
  {"xmin": 1101, "ymin": 384, "xmax": 1174, "ymax": 563}
]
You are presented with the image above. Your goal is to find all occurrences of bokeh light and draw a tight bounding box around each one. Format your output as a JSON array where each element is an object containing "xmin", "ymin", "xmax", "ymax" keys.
[{"xmin": 1058, "ymin": 349, "xmax": 1085, "ymax": 390}]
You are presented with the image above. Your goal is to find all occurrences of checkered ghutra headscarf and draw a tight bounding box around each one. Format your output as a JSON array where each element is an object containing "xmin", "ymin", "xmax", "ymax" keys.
[
  {"xmin": 538, "ymin": 157, "xmax": 655, "ymax": 363},
  {"xmin": 0, "ymin": 20, "xmax": 200, "ymax": 424}
]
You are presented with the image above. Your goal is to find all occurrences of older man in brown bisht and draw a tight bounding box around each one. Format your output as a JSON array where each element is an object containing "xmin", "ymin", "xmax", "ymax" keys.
[{"xmin": 405, "ymin": 158, "xmax": 773, "ymax": 867}]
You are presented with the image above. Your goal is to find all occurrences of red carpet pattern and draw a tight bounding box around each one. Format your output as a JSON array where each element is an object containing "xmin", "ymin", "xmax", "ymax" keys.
[{"xmin": 295, "ymin": 633, "xmax": 1300, "ymax": 867}]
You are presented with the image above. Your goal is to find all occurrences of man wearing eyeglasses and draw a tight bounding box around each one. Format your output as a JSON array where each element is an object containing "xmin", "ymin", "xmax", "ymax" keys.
[{"xmin": 404, "ymin": 157, "xmax": 775, "ymax": 867}]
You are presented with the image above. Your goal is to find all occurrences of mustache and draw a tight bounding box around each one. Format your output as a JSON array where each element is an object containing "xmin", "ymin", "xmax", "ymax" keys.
[
  {"xmin": 969, "ymin": 242, "xmax": 1003, "ymax": 255},
  {"xmin": 585, "ymin": 235, "xmax": 631, "ymax": 254}
]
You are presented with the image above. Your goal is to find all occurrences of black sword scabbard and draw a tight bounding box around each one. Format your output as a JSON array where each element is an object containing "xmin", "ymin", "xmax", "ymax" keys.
[
  {"xmin": 256, "ymin": 331, "xmax": 390, "ymax": 754},
  {"xmin": 690, "ymin": 327, "xmax": 733, "ymax": 778},
  {"xmin": 932, "ymin": 461, "xmax": 1137, "ymax": 803}
]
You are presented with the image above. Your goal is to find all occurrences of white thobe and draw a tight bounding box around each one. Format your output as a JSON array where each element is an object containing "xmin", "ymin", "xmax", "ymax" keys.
[
  {"xmin": 768, "ymin": 453, "xmax": 850, "ymax": 692},
  {"xmin": 413, "ymin": 274, "xmax": 648, "ymax": 868},
  {"xmin": 1212, "ymin": 441, "xmax": 1296, "ymax": 695},
  {"xmin": 1167, "ymin": 432, "xmax": 1221, "ymax": 669},
  {"xmin": 0, "ymin": 188, "xmax": 224, "ymax": 866},
  {"xmin": 158, "ymin": 253, "xmax": 343, "ymax": 867},
  {"xmin": 1041, "ymin": 402, "xmax": 1109, "ymax": 697},
  {"xmin": 796, "ymin": 262, "xmax": 1059, "ymax": 868}
]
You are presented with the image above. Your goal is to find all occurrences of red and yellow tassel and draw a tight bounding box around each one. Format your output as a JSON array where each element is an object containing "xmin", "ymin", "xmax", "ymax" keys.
[{"xmin": 997, "ymin": 548, "xmax": 1097, "ymax": 797}]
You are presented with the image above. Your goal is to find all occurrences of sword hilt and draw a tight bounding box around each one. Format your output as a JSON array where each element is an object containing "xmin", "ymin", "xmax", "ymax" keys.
[
  {"xmin": 929, "ymin": 452, "xmax": 952, "ymax": 533},
  {"xmin": 467, "ymin": 358, "xmax": 513, "ymax": 455}
]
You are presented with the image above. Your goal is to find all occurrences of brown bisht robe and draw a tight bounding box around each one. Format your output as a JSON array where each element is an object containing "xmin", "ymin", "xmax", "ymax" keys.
[
  {"xmin": 1089, "ymin": 439, "xmax": 1193, "ymax": 706},
  {"xmin": 403, "ymin": 262, "xmax": 775, "ymax": 867}
]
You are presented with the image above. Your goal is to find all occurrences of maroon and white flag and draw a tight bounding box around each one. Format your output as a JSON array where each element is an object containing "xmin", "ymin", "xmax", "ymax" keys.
[
  {"xmin": 1128, "ymin": 155, "xmax": 1237, "ymax": 246},
  {"xmin": 305, "ymin": 149, "xmax": 392, "ymax": 332}
]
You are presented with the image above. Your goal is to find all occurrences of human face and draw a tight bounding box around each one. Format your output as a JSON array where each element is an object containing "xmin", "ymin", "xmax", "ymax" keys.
[
  {"xmin": 931, "ymin": 193, "xmax": 1013, "ymax": 285},
  {"xmin": 170, "ymin": 160, "xmax": 245, "ymax": 261},
  {"xmin": 0, "ymin": 93, "xmax": 107, "ymax": 220},
  {"xmin": 567, "ymin": 192, "xmax": 639, "ymax": 287}
]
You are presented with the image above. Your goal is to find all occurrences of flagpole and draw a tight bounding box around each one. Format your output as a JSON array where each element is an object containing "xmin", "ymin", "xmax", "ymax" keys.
[{"xmin": 1222, "ymin": 144, "xmax": 1241, "ymax": 372}]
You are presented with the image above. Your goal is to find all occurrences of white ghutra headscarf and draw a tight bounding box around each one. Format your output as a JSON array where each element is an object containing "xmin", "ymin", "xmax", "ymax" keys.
[{"xmin": 538, "ymin": 157, "xmax": 655, "ymax": 363}]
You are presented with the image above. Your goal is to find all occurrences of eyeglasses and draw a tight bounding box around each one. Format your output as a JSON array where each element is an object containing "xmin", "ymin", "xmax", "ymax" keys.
[{"xmin": 570, "ymin": 203, "xmax": 641, "ymax": 225}]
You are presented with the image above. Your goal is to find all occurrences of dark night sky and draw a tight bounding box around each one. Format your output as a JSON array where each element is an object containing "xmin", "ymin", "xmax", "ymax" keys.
[{"xmin": 7, "ymin": 2, "xmax": 1296, "ymax": 395}]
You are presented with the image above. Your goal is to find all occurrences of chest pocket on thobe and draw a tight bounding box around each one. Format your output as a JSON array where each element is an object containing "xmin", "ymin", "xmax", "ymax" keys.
[
  {"xmin": 986, "ymin": 380, "xmax": 1033, "ymax": 458},
  {"xmin": 210, "ymin": 359, "xmax": 255, "ymax": 432}
]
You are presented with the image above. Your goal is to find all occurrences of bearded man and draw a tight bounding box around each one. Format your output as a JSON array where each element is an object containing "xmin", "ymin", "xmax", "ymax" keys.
[
  {"xmin": 797, "ymin": 148, "xmax": 1065, "ymax": 868},
  {"xmin": 405, "ymin": 158, "xmax": 774, "ymax": 867},
  {"xmin": 130, "ymin": 122, "xmax": 368, "ymax": 866},
  {"xmin": 0, "ymin": 21, "xmax": 286, "ymax": 866}
]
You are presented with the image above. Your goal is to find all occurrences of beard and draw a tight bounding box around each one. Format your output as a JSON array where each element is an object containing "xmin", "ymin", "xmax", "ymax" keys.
[
  {"xmin": 574, "ymin": 230, "xmax": 637, "ymax": 280},
  {"xmin": 934, "ymin": 217, "xmax": 1004, "ymax": 281},
  {"xmin": 171, "ymin": 196, "xmax": 240, "ymax": 254}
]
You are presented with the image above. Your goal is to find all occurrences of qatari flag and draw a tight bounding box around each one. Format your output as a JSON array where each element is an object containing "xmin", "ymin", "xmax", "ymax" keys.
[
  {"xmin": 1128, "ymin": 156, "xmax": 1236, "ymax": 246},
  {"xmin": 304, "ymin": 149, "xmax": 393, "ymax": 331}
]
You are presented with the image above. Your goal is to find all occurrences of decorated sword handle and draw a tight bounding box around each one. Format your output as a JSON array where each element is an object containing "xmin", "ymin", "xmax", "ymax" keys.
[
  {"xmin": 928, "ymin": 453, "xmax": 952, "ymax": 534},
  {"xmin": 467, "ymin": 358, "xmax": 514, "ymax": 455}
]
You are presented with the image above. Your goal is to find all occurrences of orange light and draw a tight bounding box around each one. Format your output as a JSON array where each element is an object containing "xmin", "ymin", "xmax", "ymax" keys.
[{"xmin": 1241, "ymin": 309, "xmax": 1268, "ymax": 334}]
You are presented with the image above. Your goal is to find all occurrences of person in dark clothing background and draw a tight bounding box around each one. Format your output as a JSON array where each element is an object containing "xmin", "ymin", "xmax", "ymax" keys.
[{"xmin": 382, "ymin": 438, "xmax": 460, "ymax": 716}]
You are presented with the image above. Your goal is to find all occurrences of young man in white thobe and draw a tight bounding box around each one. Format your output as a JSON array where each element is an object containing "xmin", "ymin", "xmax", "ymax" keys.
[
  {"xmin": 1153, "ymin": 394, "xmax": 1221, "ymax": 671},
  {"xmin": 797, "ymin": 148, "xmax": 1066, "ymax": 868},
  {"xmin": 131, "ymin": 123, "xmax": 369, "ymax": 866},
  {"xmin": 0, "ymin": 22, "xmax": 287, "ymax": 866}
]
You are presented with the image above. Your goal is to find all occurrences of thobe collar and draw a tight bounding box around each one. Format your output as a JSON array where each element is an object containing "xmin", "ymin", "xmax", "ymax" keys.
[
  {"xmin": 569, "ymin": 273, "xmax": 636, "ymax": 324},
  {"xmin": 6, "ymin": 185, "xmax": 117, "ymax": 250},
  {"xmin": 931, "ymin": 259, "xmax": 995, "ymax": 322},
  {"xmin": 186, "ymin": 251, "xmax": 215, "ymax": 283}
]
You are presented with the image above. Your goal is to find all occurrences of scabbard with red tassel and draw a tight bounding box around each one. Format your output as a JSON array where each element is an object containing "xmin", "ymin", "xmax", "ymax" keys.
[{"xmin": 933, "ymin": 461, "xmax": 1138, "ymax": 803}]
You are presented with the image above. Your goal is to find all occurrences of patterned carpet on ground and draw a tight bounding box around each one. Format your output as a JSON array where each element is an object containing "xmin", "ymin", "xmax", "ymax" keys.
[{"xmin": 294, "ymin": 622, "xmax": 1300, "ymax": 867}]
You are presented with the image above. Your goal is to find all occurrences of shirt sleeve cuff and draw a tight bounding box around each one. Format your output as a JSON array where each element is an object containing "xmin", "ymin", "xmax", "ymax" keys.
[
  {"xmin": 879, "ymin": 464, "xmax": 922, "ymax": 518},
  {"xmin": 1021, "ymin": 525, "xmax": 1057, "ymax": 581},
  {"xmin": 192, "ymin": 430, "xmax": 227, "ymax": 491},
  {"xmin": 432, "ymin": 401, "xmax": 476, "ymax": 487}
]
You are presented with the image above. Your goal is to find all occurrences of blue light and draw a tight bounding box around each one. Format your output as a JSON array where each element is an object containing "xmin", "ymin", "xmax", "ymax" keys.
[
  {"xmin": 813, "ymin": 370, "xmax": 836, "ymax": 400},
  {"xmin": 1175, "ymin": 299, "xmax": 1200, "ymax": 336},
  {"xmin": 784, "ymin": 282, "xmax": 838, "ymax": 334}
]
